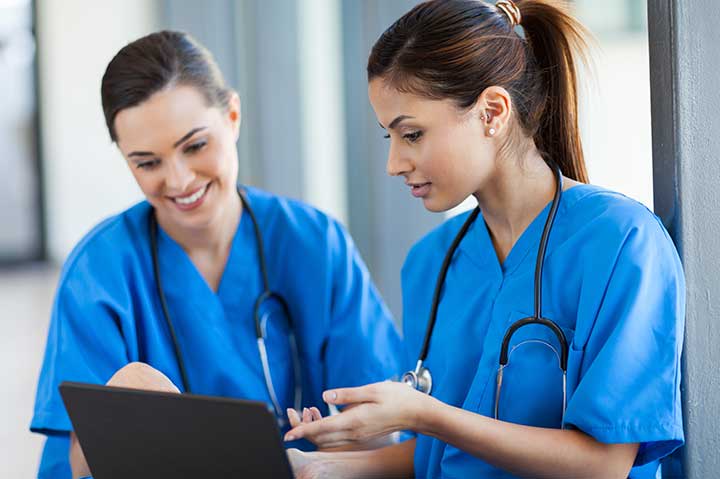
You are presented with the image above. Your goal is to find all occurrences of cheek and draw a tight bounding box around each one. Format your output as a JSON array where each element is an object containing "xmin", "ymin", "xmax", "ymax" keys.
[
  {"xmin": 423, "ymin": 138, "xmax": 467, "ymax": 180},
  {"xmin": 445, "ymin": 134, "xmax": 490, "ymax": 177},
  {"xmin": 205, "ymin": 141, "xmax": 235, "ymax": 173},
  {"xmin": 214, "ymin": 142, "xmax": 240, "ymax": 180},
  {"xmin": 136, "ymin": 174, "xmax": 165, "ymax": 198}
]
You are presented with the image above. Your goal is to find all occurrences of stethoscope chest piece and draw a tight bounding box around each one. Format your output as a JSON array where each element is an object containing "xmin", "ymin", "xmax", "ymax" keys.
[
  {"xmin": 401, "ymin": 163, "xmax": 567, "ymax": 415},
  {"xmin": 402, "ymin": 360, "xmax": 433, "ymax": 394}
]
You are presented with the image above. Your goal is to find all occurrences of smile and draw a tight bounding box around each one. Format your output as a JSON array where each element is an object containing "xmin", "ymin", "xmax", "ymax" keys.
[
  {"xmin": 175, "ymin": 184, "xmax": 208, "ymax": 205},
  {"xmin": 171, "ymin": 183, "xmax": 211, "ymax": 211}
]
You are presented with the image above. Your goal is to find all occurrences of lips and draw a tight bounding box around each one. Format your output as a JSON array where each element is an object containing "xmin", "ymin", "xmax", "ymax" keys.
[
  {"xmin": 408, "ymin": 182, "xmax": 431, "ymax": 198},
  {"xmin": 169, "ymin": 182, "xmax": 211, "ymax": 211}
]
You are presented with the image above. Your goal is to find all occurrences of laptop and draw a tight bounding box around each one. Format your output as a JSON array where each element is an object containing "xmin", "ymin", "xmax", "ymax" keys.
[{"xmin": 59, "ymin": 381, "xmax": 295, "ymax": 479}]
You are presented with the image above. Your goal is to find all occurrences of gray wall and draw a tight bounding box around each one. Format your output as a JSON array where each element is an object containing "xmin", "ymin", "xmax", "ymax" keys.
[
  {"xmin": 341, "ymin": 0, "xmax": 442, "ymax": 321},
  {"xmin": 161, "ymin": 0, "xmax": 303, "ymax": 196},
  {"xmin": 0, "ymin": 3, "xmax": 42, "ymax": 261},
  {"xmin": 648, "ymin": 0, "xmax": 720, "ymax": 477}
]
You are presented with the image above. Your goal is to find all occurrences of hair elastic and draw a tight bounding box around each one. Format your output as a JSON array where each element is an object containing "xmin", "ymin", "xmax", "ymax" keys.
[{"xmin": 496, "ymin": 0, "xmax": 522, "ymax": 27}]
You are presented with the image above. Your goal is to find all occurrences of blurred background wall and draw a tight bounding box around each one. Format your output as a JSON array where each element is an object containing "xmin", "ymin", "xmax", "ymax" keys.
[{"xmin": 0, "ymin": 0, "xmax": 655, "ymax": 476}]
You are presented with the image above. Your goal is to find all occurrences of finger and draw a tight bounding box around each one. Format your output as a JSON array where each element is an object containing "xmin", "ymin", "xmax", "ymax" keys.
[
  {"xmin": 310, "ymin": 407, "xmax": 322, "ymax": 421},
  {"xmin": 302, "ymin": 407, "xmax": 312, "ymax": 423},
  {"xmin": 287, "ymin": 408, "xmax": 301, "ymax": 428},
  {"xmin": 322, "ymin": 383, "xmax": 378, "ymax": 406},
  {"xmin": 284, "ymin": 413, "xmax": 350, "ymax": 442}
]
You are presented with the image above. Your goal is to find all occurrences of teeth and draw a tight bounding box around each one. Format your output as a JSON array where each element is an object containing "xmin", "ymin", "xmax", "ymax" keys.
[{"xmin": 175, "ymin": 184, "xmax": 207, "ymax": 205}]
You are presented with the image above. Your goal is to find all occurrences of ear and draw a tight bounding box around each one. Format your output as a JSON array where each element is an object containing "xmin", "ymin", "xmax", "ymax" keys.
[
  {"xmin": 227, "ymin": 91, "xmax": 242, "ymax": 140},
  {"xmin": 475, "ymin": 86, "xmax": 512, "ymax": 137}
]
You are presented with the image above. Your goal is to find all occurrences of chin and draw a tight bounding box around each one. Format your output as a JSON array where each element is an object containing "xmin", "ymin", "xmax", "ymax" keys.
[
  {"xmin": 423, "ymin": 193, "xmax": 472, "ymax": 214},
  {"xmin": 422, "ymin": 197, "xmax": 453, "ymax": 213},
  {"xmin": 180, "ymin": 211, "xmax": 215, "ymax": 228},
  {"xmin": 156, "ymin": 196, "xmax": 215, "ymax": 230}
]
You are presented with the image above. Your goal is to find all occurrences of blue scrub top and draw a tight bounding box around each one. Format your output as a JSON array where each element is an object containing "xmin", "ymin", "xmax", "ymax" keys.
[
  {"xmin": 31, "ymin": 186, "xmax": 403, "ymax": 478},
  {"xmin": 402, "ymin": 185, "xmax": 685, "ymax": 479}
]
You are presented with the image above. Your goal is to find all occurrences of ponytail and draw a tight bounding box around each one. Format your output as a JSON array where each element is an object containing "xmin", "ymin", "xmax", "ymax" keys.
[{"xmin": 516, "ymin": 0, "xmax": 589, "ymax": 182}]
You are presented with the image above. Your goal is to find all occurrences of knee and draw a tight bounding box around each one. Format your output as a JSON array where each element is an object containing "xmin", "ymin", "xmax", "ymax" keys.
[{"xmin": 106, "ymin": 362, "xmax": 180, "ymax": 393}]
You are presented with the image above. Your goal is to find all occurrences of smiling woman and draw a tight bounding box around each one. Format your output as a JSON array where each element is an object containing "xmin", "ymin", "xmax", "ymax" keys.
[
  {"xmin": 112, "ymin": 84, "xmax": 242, "ymax": 276},
  {"xmin": 29, "ymin": 31, "xmax": 403, "ymax": 479}
]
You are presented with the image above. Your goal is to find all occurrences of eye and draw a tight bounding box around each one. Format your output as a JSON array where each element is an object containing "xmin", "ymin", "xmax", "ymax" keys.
[
  {"xmin": 383, "ymin": 133, "xmax": 390, "ymax": 139},
  {"xmin": 403, "ymin": 131, "xmax": 423, "ymax": 143},
  {"xmin": 137, "ymin": 159, "xmax": 160, "ymax": 170},
  {"xmin": 184, "ymin": 140, "xmax": 207, "ymax": 154}
]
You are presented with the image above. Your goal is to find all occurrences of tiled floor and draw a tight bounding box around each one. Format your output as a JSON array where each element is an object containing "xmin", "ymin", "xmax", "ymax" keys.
[{"xmin": 0, "ymin": 265, "xmax": 60, "ymax": 477}]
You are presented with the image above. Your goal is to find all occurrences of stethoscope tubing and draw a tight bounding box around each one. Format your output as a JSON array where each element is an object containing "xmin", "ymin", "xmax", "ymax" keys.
[
  {"xmin": 149, "ymin": 187, "xmax": 301, "ymax": 422},
  {"xmin": 406, "ymin": 164, "xmax": 569, "ymax": 408}
]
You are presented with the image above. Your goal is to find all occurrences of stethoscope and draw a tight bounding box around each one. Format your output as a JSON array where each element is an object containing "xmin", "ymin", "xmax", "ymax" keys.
[
  {"xmin": 149, "ymin": 187, "xmax": 302, "ymax": 427},
  {"xmin": 402, "ymin": 164, "xmax": 569, "ymax": 423}
]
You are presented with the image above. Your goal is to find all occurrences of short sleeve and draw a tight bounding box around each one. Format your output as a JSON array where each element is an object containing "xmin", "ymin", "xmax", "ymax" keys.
[
  {"xmin": 322, "ymin": 220, "xmax": 403, "ymax": 390},
  {"xmin": 31, "ymin": 255, "xmax": 130, "ymax": 436},
  {"xmin": 563, "ymin": 217, "xmax": 685, "ymax": 466}
]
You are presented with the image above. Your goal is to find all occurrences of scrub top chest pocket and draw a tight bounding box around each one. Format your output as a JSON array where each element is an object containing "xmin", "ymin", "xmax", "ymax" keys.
[{"xmin": 490, "ymin": 309, "xmax": 576, "ymax": 429}]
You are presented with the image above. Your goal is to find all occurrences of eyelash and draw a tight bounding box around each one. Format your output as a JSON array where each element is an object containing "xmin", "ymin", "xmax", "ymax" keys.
[
  {"xmin": 137, "ymin": 159, "xmax": 160, "ymax": 170},
  {"xmin": 383, "ymin": 131, "xmax": 423, "ymax": 143},
  {"xmin": 184, "ymin": 140, "xmax": 207, "ymax": 154},
  {"xmin": 135, "ymin": 140, "xmax": 207, "ymax": 170}
]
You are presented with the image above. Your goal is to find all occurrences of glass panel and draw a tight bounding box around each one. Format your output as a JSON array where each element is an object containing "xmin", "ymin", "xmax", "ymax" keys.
[
  {"xmin": 0, "ymin": 0, "xmax": 41, "ymax": 261},
  {"xmin": 574, "ymin": 0, "xmax": 654, "ymax": 208}
]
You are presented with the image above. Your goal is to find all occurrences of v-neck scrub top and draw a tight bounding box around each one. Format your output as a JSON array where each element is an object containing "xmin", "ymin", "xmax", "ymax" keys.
[
  {"xmin": 402, "ymin": 185, "xmax": 685, "ymax": 479},
  {"xmin": 31, "ymin": 187, "xmax": 403, "ymax": 478}
]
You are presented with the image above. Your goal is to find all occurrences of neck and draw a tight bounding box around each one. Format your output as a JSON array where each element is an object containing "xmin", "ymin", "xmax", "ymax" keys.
[
  {"xmin": 157, "ymin": 189, "xmax": 242, "ymax": 258},
  {"xmin": 473, "ymin": 147, "xmax": 557, "ymax": 261}
]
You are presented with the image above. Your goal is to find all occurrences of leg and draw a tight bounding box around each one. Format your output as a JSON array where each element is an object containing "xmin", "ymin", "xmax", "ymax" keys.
[
  {"xmin": 106, "ymin": 361, "xmax": 181, "ymax": 393},
  {"xmin": 69, "ymin": 362, "xmax": 180, "ymax": 478}
]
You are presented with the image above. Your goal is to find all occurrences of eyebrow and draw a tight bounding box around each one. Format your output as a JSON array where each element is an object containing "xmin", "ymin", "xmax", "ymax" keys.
[
  {"xmin": 127, "ymin": 126, "xmax": 208, "ymax": 158},
  {"xmin": 379, "ymin": 115, "xmax": 415, "ymax": 130}
]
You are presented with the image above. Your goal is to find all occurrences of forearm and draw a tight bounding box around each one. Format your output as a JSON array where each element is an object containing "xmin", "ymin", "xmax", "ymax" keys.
[
  {"xmin": 416, "ymin": 398, "xmax": 636, "ymax": 479},
  {"xmin": 311, "ymin": 439, "xmax": 415, "ymax": 478}
]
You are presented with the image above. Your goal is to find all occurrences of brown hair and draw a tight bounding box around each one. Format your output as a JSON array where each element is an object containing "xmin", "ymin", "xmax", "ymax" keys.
[
  {"xmin": 101, "ymin": 30, "xmax": 232, "ymax": 142},
  {"xmin": 367, "ymin": 0, "xmax": 589, "ymax": 183}
]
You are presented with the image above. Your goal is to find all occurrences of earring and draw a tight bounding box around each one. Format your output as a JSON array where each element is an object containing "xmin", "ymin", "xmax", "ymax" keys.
[
  {"xmin": 489, "ymin": 128, "xmax": 496, "ymax": 136},
  {"xmin": 230, "ymin": 111, "xmax": 238, "ymax": 122}
]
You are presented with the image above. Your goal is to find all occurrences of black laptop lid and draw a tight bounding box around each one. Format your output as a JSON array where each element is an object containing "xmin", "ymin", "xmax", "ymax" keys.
[{"xmin": 59, "ymin": 381, "xmax": 294, "ymax": 479}]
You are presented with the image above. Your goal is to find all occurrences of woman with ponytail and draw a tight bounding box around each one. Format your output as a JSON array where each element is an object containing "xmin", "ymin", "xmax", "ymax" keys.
[{"xmin": 285, "ymin": 1, "xmax": 685, "ymax": 478}]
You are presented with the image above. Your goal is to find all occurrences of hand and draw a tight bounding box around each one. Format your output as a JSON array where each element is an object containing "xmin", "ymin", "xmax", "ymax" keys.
[
  {"xmin": 287, "ymin": 448, "xmax": 321, "ymax": 479},
  {"xmin": 284, "ymin": 381, "xmax": 428, "ymax": 448},
  {"xmin": 287, "ymin": 448, "xmax": 367, "ymax": 479}
]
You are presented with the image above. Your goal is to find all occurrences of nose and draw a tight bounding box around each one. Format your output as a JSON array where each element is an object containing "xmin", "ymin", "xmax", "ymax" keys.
[
  {"xmin": 164, "ymin": 157, "xmax": 195, "ymax": 193},
  {"xmin": 385, "ymin": 143, "xmax": 413, "ymax": 177}
]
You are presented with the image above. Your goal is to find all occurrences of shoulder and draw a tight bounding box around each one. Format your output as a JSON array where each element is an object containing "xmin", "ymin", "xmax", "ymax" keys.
[
  {"xmin": 562, "ymin": 185, "xmax": 670, "ymax": 245},
  {"xmin": 567, "ymin": 185, "xmax": 664, "ymax": 233},
  {"xmin": 57, "ymin": 201, "xmax": 150, "ymax": 289},
  {"xmin": 560, "ymin": 185, "xmax": 680, "ymax": 268}
]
